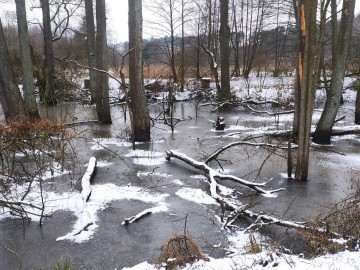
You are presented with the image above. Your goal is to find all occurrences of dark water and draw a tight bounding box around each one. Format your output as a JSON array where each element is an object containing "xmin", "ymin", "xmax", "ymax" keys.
[{"xmin": 1, "ymin": 101, "xmax": 359, "ymax": 269}]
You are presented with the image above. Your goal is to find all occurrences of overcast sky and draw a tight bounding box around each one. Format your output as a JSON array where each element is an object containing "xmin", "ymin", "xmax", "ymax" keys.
[{"xmin": 107, "ymin": 0, "xmax": 360, "ymax": 43}]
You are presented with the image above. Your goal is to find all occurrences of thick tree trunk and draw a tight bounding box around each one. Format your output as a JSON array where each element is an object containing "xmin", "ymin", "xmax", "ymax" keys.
[
  {"xmin": 15, "ymin": 0, "xmax": 39, "ymax": 119},
  {"xmin": 128, "ymin": 0, "xmax": 151, "ymax": 142},
  {"xmin": 41, "ymin": 0, "xmax": 57, "ymax": 105},
  {"xmin": 219, "ymin": 0, "xmax": 231, "ymax": 100},
  {"xmin": 295, "ymin": 0, "xmax": 320, "ymax": 181},
  {"xmin": 312, "ymin": 0, "xmax": 355, "ymax": 144},
  {"xmin": 0, "ymin": 18, "xmax": 26, "ymax": 120},
  {"xmin": 84, "ymin": 0, "xmax": 97, "ymax": 104},
  {"xmin": 95, "ymin": 0, "xmax": 111, "ymax": 124}
]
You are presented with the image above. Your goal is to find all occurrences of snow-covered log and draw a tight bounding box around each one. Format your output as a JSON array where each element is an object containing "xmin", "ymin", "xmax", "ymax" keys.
[
  {"xmin": 81, "ymin": 157, "xmax": 97, "ymax": 202},
  {"xmin": 166, "ymin": 150, "xmax": 283, "ymax": 196},
  {"xmin": 121, "ymin": 209, "xmax": 152, "ymax": 226}
]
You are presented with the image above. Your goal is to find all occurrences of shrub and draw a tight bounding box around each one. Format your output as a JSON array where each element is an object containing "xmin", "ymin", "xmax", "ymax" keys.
[{"xmin": 156, "ymin": 234, "xmax": 207, "ymax": 269}]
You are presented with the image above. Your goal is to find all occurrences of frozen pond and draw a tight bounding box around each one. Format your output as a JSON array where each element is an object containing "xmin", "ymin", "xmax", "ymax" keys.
[{"xmin": 1, "ymin": 100, "xmax": 359, "ymax": 269}]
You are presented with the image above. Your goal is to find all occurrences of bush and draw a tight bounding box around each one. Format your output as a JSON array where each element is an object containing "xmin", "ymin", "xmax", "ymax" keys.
[{"xmin": 156, "ymin": 234, "xmax": 207, "ymax": 269}]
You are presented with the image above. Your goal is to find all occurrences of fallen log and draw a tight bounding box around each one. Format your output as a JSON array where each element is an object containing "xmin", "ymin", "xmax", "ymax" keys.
[
  {"xmin": 81, "ymin": 157, "xmax": 97, "ymax": 202},
  {"xmin": 121, "ymin": 209, "xmax": 152, "ymax": 226},
  {"xmin": 166, "ymin": 150, "xmax": 283, "ymax": 196},
  {"xmin": 56, "ymin": 157, "xmax": 97, "ymax": 242}
]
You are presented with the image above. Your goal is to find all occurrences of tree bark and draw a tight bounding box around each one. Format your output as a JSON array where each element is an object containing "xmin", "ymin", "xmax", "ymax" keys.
[
  {"xmin": 15, "ymin": 0, "xmax": 39, "ymax": 119},
  {"xmin": 312, "ymin": 0, "xmax": 355, "ymax": 144},
  {"xmin": 84, "ymin": 0, "xmax": 97, "ymax": 104},
  {"xmin": 219, "ymin": 0, "xmax": 231, "ymax": 100},
  {"xmin": 0, "ymin": 18, "xmax": 26, "ymax": 120},
  {"xmin": 295, "ymin": 0, "xmax": 320, "ymax": 181},
  {"xmin": 128, "ymin": 0, "xmax": 151, "ymax": 142},
  {"xmin": 41, "ymin": 0, "xmax": 57, "ymax": 105},
  {"xmin": 95, "ymin": 0, "xmax": 111, "ymax": 124}
]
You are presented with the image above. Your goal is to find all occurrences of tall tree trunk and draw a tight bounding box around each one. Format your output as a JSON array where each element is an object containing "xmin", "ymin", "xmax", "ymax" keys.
[
  {"xmin": 208, "ymin": 0, "xmax": 213, "ymax": 74},
  {"xmin": 180, "ymin": 0, "xmax": 185, "ymax": 91},
  {"xmin": 41, "ymin": 0, "xmax": 57, "ymax": 105},
  {"xmin": 292, "ymin": 0, "xmax": 305, "ymax": 142},
  {"xmin": 231, "ymin": 0, "xmax": 240, "ymax": 78},
  {"xmin": 169, "ymin": 0, "xmax": 178, "ymax": 83},
  {"xmin": 128, "ymin": 0, "xmax": 151, "ymax": 142},
  {"xmin": 295, "ymin": 0, "xmax": 320, "ymax": 181},
  {"xmin": 95, "ymin": 0, "xmax": 111, "ymax": 124},
  {"xmin": 312, "ymin": 0, "xmax": 355, "ymax": 144},
  {"xmin": 84, "ymin": 0, "xmax": 97, "ymax": 104},
  {"xmin": 219, "ymin": 0, "xmax": 231, "ymax": 100},
  {"xmin": 15, "ymin": 0, "xmax": 39, "ymax": 119},
  {"xmin": 0, "ymin": 18, "xmax": 26, "ymax": 120}
]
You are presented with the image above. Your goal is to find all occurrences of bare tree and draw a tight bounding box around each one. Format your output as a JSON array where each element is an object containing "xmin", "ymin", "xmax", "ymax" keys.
[
  {"xmin": 15, "ymin": 0, "xmax": 40, "ymax": 118},
  {"xmin": 129, "ymin": 0, "xmax": 151, "ymax": 142},
  {"xmin": 240, "ymin": 0, "xmax": 266, "ymax": 79},
  {"xmin": 95, "ymin": 0, "xmax": 111, "ymax": 124},
  {"xmin": 146, "ymin": 0, "xmax": 182, "ymax": 82},
  {"xmin": 313, "ymin": 0, "xmax": 356, "ymax": 144}
]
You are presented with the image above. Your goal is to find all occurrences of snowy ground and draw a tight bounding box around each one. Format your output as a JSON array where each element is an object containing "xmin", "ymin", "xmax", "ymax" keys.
[
  {"xmin": 1, "ymin": 75, "xmax": 359, "ymax": 269},
  {"xmin": 124, "ymin": 250, "xmax": 360, "ymax": 270}
]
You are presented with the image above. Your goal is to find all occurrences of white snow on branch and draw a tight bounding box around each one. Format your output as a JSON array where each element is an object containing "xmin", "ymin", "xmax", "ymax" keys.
[
  {"xmin": 81, "ymin": 157, "xmax": 96, "ymax": 202},
  {"xmin": 121, "ymin": 202, "xmax": 168, "ymax": 226}
]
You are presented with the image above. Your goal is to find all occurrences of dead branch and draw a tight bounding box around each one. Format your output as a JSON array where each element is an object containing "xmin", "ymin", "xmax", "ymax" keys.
[
  {"xmin": 242, "ymin": 99, "xmax": 280, "ymax": 106},
  {"xmin": 81, "ymin": 157, "xmax": 97, "ymax": 202},
  {"xmin": 59, "ymin": 59, "xmax": 123, "ymax": 87},
  {"xmin": 121, "ymin": 209, "xmax": 152, "ymax": 226},
  {"xmin": 245, "ymin": 104, "xmax": 294, "ymax": 116},
  {"xmin": 205, "ymin": 141, "xmax": 297, "ymax": 164},
  {"xmin": 201, "ymin": 45, "xmax": 221, "ymax": 92},
  {"xmin": 166, "ymin": 150, "xmax": 284, "ymax": 196}
]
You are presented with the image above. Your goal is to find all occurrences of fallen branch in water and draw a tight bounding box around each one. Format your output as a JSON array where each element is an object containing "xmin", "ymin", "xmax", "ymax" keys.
[
  {"xmin": 205, "ymin": 141, "xmax": 297, "ymax": 164},
  {"xmin": 121, "ymin": 209, "xmax": 152, "ymax": 226},
  {"xmin": 166, "ymin": 150, "xmax": 283, "ymax": 196},
  {"xmin": 165, "ymin": 151, "xmax": 358, "ymax": 243},
  {"xmin": 56, "ymin": 157, "xmax": 97, "ymax": 242},
  {"xmin": 81, "ymin": 157, "xmax": 97, "ymax": 202},
  {"xmin": 245, "ymin": 104, "xmax": 294, "ymax": 116}
]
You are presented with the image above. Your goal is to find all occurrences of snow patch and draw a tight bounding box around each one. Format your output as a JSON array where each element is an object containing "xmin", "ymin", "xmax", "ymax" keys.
[{"xmin": 176, "ymin": 188, "xmax": 217, "ymax": 205}]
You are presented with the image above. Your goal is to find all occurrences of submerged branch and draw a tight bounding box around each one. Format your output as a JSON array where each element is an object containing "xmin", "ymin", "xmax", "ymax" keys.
[
  {"xmin": 205, "ymin": 141, "xmax": 297, "ymax": 164},
  {"xmin": 166, "ymin": 150, "xmax": 283, "ymax": 196}
]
